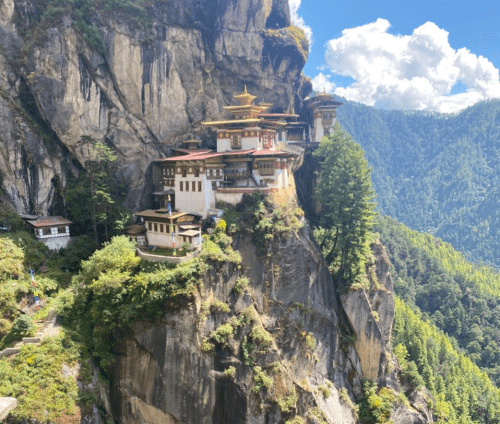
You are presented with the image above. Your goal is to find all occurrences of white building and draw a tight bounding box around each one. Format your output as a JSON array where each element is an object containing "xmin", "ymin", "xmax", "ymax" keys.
[
  {"xmin": 148, "ymin": 88, "xmax": 294, "ymax": 219},
  {"xmin": 134, "ymin": 210, "xmax": 202, "ymax": 250},
  {"xmin": 24, "ymin": 216, "xmax": 72, "ymax": 250}
]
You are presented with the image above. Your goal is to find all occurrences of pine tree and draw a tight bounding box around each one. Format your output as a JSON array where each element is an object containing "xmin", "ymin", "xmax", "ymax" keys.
[{"xmin": 313, "ymin": 122, "xmax": 377, "ymax": 288}]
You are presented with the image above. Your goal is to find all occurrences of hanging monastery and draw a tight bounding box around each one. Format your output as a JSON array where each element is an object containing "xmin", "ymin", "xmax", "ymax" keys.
[{"xmin": 134, "ymin": 88, "xmax": 341, "ymax": 251}]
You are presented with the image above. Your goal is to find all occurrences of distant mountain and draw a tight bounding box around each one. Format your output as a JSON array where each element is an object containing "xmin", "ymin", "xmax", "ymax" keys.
[{"xmin": 336, "ymin": 98, "xmax": 500, "ymax": 267}]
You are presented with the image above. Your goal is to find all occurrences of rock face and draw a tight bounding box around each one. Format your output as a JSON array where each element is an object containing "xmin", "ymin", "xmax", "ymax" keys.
[
  {"xmin": 342, "ymin": 242, "xmax": 395, "ymax": 382},
  {"xmin": 0, "ymin": 0, "xmax": 310, "ymax": 213},
  {"xmin": 109, "ymin": 217, "xmax": 363, "ymax": 424}
]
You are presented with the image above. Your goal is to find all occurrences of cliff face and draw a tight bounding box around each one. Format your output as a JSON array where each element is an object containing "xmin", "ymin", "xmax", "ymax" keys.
[
  {"xmin": 103, "ymin": 194, "xmax": 420, "ymax": 424},
  {"xmin": 109, "ymin": 221, "xmax": 362, "ymax": 424},
  {"xmin": 0, "ymin": 0, "xmax": 310, "ymax": 213}
]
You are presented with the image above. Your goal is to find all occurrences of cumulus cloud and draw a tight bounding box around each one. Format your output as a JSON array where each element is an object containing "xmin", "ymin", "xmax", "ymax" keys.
[
  {"xmin": 289, "ymin": 0, "xmax": 313, "ymax": 47},
  {"xmin": 324, "ymin": 18, "xmax": 500, "ymax": 113},
  {"xmin": 312, "ymin": 73, "xmax": 336, "ymax": 93}
]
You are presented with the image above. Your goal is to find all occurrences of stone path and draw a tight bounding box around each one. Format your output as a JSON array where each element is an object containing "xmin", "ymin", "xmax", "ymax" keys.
[
  {"xmin": 0, "ymin": 397, "xmax": 17, "ymax": 420},
  {"xmin": 0, "ymin": 311, "xmax": 60, "ymax": 358}
]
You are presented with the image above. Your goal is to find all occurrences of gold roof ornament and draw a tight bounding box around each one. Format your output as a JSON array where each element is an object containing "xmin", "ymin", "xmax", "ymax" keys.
[{"xmin": 234, "ymin": 85, "xmax": 257, "ymax": 106}]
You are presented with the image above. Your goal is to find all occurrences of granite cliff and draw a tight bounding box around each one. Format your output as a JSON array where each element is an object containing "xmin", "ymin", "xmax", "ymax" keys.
[
  {"xmin": 0, "ymin": 1, "xmax": 436, "ymax": 422},
  {"xmin": 0, "ymin": 0, "xmax": 310, "ymax": 213}
]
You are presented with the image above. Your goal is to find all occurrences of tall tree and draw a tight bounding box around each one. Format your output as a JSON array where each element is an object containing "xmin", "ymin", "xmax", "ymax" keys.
[{"xmin": 313, "ymin": 122, "xmax": 377, "ymax": 288}]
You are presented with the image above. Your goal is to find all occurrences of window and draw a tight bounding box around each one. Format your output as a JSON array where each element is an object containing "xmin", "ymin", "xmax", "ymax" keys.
[
  {"xmin": 43, "ymin": 228, "xmax": 51, "ymax": 235},
  {"xmin": 231, "ymin": 134, "xmax": 241, "ymax": 149},
  {"xmin": 154, "ymin": 223, "xmax": 158, "ymax": 232},
  {"xmin": 212, "ymin": 181, "xmax": 217, "ymax": 190},
  {"xmin": 160, "ymin": 224, "xmax": 164, "ymax": 233},
  {"xmin": 58, "ymin": 226, "xmax": 66, "ymax": 234},
  {"xmin": 186, "ymin": 182, "xmax": 189, "ymax": 192},
  {"xmin": 259, "ymin": 162, "xmax": 275, "ymax": 175},
  {"xmin": 162, "ymin": 168, "xmax": 166, "ymax": 176},
  {"xmin": 198, "ymin": 181, "xmax": 202, "ymax": 192},
  {"xmin": 192, "ymin": 181, "xmax": 196, "ymax": 192},
  {"xmin": 182, "ymin": 168, "xmax": 186, "ymax": 177},
  {"xmin": 148, "ymin": 222, "xmax": 152, "ymax": 231},
  {"xmin": 180, "ymin": 181, "xmax": 183, "ymax": 191},
  {"xmin": 195, "ymin": 168, "xmax": 199, "ymax": 178},
  {"xmin": 216, "ymin": 169, "xmax": 220, "ymax": 177}
]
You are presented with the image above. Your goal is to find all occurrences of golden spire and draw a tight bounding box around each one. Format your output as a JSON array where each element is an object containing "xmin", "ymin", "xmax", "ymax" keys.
[{"xmin": 234, "ymin": 85, "xmax": 257, "ymax": 106}]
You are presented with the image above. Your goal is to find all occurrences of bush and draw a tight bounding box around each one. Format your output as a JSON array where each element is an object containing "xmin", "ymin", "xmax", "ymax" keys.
[
  {"xmin": 252, "ymin": 366, "xmax": 273, "ymax": 393},
  {"xmin": 11, "ymin": 314, "xmax": 33, "ymax": 337},
  {"xmin": 276, "ymin": 386, "xmax": 298, "ymax": 412},
  {"xmin": 234, "ymin": 276, "xmax": 249, "ymax": 294},
  {"xmin": 209, "ymin": 323, "xmax": 234, "ymax": 347},
  {"xmin": 223, "ymin": 366, "xmax": 236, "ymax": 379},
  {"xmin": 250, "ymin": 326, "xmax": 273, "ymax": 352}
]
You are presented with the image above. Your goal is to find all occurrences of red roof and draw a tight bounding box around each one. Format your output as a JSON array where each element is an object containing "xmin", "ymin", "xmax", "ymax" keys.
[
  {"xmin": 161, "ymin": 149, "xmax": 258, "ymax": 162},
  {"xmin": 252, "ymin": 150, "xmax": 287, "ymax": 156},
  {"xmin": 219, "ymin": 149, "xmax": 256, "ymax": 156},
  {"xmin": 173, "ymin": 148, "xmax": 212, "ymax": 155},
  {"xmin": 27, "ymin": 216, "xmax": 72, "ymax": 227},
  {"xmin": 162, "ymin": 152, "xmax": 221, "ymax": 162}
]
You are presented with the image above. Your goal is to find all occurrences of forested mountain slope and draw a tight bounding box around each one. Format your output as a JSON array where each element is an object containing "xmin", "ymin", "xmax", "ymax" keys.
[
  {"xmin": 336, "ymin": 99, "xmax": 500, "ymax": 266},
  {"xmin": 376, "ymin": 216, "xmax": 500, "ymax": 386}
]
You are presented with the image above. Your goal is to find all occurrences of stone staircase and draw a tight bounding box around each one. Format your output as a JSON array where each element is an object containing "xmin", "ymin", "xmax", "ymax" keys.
[{"xmin": 0, "ymin": 311, "xmax": 59, "ymax": 358}]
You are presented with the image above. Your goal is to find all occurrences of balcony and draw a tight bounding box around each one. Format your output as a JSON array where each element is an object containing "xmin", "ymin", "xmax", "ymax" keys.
[
  {"xmin": 224, "ymin": 169, "xmax": 250, "ymax": 179},
  {"xmin": 258, "ymin": 169, "xmax": 275, "ymax": 176}
]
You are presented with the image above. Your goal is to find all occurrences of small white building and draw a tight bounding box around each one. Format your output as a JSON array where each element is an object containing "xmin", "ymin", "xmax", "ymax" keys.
[
  {"xmin": 134, "ymin": 210, "xmax": 202, "ymax": 251},
  {"xmin": 25, "ymin": 216, "xmax": 72, "ymax": 250}
]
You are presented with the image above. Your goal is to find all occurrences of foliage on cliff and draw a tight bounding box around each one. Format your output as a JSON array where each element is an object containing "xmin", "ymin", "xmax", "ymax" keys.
[
  {"xmin": 393, "ymin": 298, "xmax": 500, "ymax": 424},
  {"xmin": 337, "ymin": 98, "xmax": 500, "ymax": 268},
  {"xmin": 62, "ymin": 230, "xmax": 240, "ymax": 367},
  {"xmin": 313, "ymin": 122, "xmax": 377, "ymax": 289},
  {"xmin": 377, "ymin": 216, "xmax": 500, "ymax": 386}
]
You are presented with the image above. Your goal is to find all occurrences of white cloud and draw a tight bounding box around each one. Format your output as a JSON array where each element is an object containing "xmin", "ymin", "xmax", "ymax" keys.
[
  {"xmin": 323, "ymin": 18, "xmax": 500, "ymax": 113},
  {"xmin": 289, "ymin": 0, "xmax": 313, "ymax": 48},
  {"xmin": 312, "ymin": 73, "xmax": 336, "ymax": 93}
]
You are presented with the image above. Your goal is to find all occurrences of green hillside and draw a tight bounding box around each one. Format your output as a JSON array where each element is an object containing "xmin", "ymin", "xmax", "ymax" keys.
[
  {"xmin": 336, "ymin": 99, "xmax": 500, "ymax": 267},
  {"xmin": 393, "ymin": 297, "xmax": 500, "ymax": 424},
  {"xmin": 376, "ymin": 216, "xmax": 500, "ymax": 386}
]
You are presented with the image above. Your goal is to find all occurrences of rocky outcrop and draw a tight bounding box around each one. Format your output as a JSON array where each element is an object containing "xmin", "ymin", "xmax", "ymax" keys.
[
  {"xmin": 109, "ymin": 212, "xmax": 363, "ymax": 424},
  {"xmin": 0, "ymin": 0, "xmax": 310, "ymax": 213},
  {"xmin": 342, "ymin": 242, "xmax": 395, "ymax": 382}
]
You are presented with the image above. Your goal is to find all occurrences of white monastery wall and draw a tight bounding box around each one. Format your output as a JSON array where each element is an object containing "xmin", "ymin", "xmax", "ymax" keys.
[{"xmin": 43, "ymin": 236, "xmax": 71, "ymax": 250}]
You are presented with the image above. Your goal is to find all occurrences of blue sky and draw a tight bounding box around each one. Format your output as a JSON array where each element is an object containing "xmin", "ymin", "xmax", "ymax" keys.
[{"xmin": 291, "ymin": 0, "xmax": 500, "ymax": 112}]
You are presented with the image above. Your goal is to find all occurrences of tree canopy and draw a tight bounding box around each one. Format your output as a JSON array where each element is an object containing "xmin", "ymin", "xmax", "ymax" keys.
[
  {"xmin": 313, "ymin": 122, "xmax": 377, "ymax": 287},
  {"xmin": 336, "ymin": 98, "xmax": 500, "ymax": 267}
]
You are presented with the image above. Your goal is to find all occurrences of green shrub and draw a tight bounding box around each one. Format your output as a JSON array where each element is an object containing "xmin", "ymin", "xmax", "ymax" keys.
[
  {"xmin": 358, "ymin": 381, "xmax": 396, "ymax": 424},
  {"xmin": 250, "ymin": 326, "xmax": 273, "ymax": 352},
  {"xmin": 202, "ymin": 338, "xmax": 215, "ymax": 353},
  {"xmin": 276, "ymin": 386, "xmax": 298, "ymax": 412},
  {"xmin": 305, "ymin": 332, "xmax": 316, "ymax": 350},
  {"xmin": 234, "ymin": 276, "xmax": 249, "ymax": 294},
  {"xmin": 209, "ymin": 323, "xmax": 234, "ymax": 346},
  {"xmin": 319, "ymin": 385, "xmax": 331, "ymax": 399},
  {"xmin": 223, "ymin": 366, "xmax": 236, "ymax": 379},
  {"xmin": 237, "ymin": 306, "xmax": 257, "ymax": 327},
  {"xmin": 0, "ymin": 332, "xmax": 86, "ymax": 422},
  {"xmin": 252, "ymin": 366, "xmax": 273, "ymax": 393},
  {"xmin": 210, "ymin": 299, "xmax": 230, "ymax": 313},
  {"xmin": 285, "ymin": 417, "xmax": 305, "ymax": 424},
  {"xmin": 11, "ymin": 314, "xmax": 33, "ymax": 337}
]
